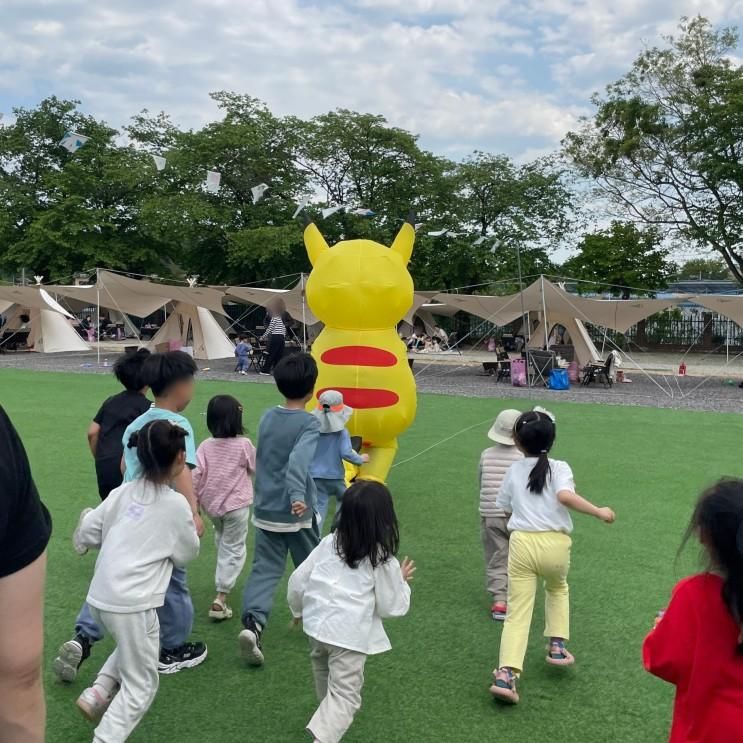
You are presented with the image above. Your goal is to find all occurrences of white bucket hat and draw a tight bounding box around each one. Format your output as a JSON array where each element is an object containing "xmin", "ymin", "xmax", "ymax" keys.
[
  {"xmin": 487, "ymin": 409, "xmax": 522, "ymax": 446},
  {"xmin": 312, "ymin": 389, "xmax": 354, "ymax": 434}
]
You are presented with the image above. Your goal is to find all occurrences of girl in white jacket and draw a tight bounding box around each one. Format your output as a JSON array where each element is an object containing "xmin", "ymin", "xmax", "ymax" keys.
[
  {"xmin": 288, "ymin": 481, "xmax": 415, "ymax": 743},
  {"xmin": 73, "ymin": 420, "xmax": 200, "ymax": 742}
]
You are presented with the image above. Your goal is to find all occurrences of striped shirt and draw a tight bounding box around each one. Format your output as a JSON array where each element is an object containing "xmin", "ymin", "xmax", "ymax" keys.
[
  {"xmin": 193, "ymin": 437, "xmax": 256, "ymax": 517},
  {"xmin": 262, "ymin": 315, "xmax": 286, "ymax": 340}
]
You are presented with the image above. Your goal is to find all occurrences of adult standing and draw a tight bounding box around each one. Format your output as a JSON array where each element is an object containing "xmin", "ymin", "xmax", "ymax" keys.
[
  {"xmin": 0, "ymin": 406, "xmax": 52, "ymax": 743},
  {"xmin": 260, "ymin": 299, "xmax": 289, "ymax": 376}
]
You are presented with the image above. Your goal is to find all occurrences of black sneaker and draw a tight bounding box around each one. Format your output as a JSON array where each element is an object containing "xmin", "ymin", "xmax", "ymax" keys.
[
  {"xmin": 238, "ymin": 615, "xmax": 264, "ymax": 666},
  {"xmin": 158, "ymin": 641, "xmax": 208, "ymax": 675},
  {"xmin": 53, "ymin": 634, "xmax": 92, "ymax": 683}
]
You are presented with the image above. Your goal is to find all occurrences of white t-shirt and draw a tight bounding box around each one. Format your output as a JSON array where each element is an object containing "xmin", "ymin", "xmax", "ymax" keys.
[
  {"xmin": 496, "ymin": 457, "xmax": 576, "ymax": 534},
  {"xmin": 287, "ymin": 534, "xmax": 411, "ymax": 655}
]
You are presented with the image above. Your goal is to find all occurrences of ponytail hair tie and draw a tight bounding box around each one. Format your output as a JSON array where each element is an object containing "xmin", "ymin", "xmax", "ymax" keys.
[{"xmin": 540, "ymin": 449, "xmax": 548, "ymax": 454}]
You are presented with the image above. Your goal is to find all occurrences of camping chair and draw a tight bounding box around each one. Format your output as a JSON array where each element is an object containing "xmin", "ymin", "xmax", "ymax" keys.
[
  {"xmin": 495, "ymin": 351, "xmax": 511, "ymax": 383},
  {"xmin": 446, "ymin": 331, "xmax": 462, "ymax": 354},
  {"xmin": 526, "ymin": 349, "xmax": 558, "ymax": 387},
  {"xmin": 248, "ymin": 344, "xmax": 267, "ymax": 373},
  {"xmin": 581, "ymin": 354, "xmax": 614, "ymax": 389}
]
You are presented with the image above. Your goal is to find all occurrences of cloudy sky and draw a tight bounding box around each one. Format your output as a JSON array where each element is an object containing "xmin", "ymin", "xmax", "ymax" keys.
[{"xmin": 1, "ymin": 0, "xmax": 742, "ymax": 160}]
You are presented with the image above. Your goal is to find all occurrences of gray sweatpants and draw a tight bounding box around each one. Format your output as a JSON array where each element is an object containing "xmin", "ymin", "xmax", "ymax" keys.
[
  {"xmin": 90, "ymin": 607, "xmax": 160, "ymax": 743},
  {"xmin": 241, "ymin": 526, "xmax": 319, "ymax": 627},
  {"xmin": 480, "ymin": 515, "xmax": 510, "ymax": 603},
  {"xmin": 209, "ymin": 507, "xmax": 250, "ymax": 594},
  {"xmin": 307, "ymin": 639, "xmax": 367, "ymax": 743}
]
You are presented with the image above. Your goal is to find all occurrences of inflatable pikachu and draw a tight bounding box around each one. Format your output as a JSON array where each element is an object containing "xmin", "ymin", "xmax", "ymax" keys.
[{"xmin": 302, "ymin": 214, "xmax": 418, "ymax": 483}]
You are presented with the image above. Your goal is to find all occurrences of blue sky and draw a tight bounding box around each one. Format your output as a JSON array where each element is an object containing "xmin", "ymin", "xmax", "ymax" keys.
[{"xmin": 1, "ymin": 0, "xmax": 742, "ymax": 161}]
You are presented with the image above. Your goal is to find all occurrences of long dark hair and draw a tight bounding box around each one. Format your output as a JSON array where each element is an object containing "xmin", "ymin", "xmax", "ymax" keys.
[
  {"xmin": 514, "ymin": 411, "xmax": 556, "ymax": 494},
  {"xmin": 335, "ymin": 481, "xmax": 400, "ymax": 569},
  {"xmin": 681, "ymin": 478, "xmax": 743, "ymax": 652},
  {"xmin": 127, "ymin": 420, "xmax": 188, "ymax": 483}
]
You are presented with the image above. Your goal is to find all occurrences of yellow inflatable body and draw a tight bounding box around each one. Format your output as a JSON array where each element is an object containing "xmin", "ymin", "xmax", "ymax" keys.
[{"xmin": 303, "ymin": 216, "xmax": 418, "ymax": 483}]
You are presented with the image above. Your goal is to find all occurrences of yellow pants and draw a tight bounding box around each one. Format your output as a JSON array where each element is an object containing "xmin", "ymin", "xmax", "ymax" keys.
[{"xmin": 498, "ymin": 530, "xmax": 572, "ymax": 674}]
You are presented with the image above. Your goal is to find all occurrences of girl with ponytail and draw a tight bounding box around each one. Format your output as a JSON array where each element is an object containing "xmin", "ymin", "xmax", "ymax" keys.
[
  {"xmin": 490, "ymin": 410, "xmax": 615, "ymax": 705},
  {"xmin": 643, "ymin": 479, "xmax": 743, "ymax": 741}
]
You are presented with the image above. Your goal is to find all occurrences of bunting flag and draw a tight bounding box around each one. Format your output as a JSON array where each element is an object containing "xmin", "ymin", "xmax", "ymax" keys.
[
  {"xmin": 321, "ymin": 205, "xmax": 344, "ymax": 219},
  {"xmin": 414, "ymin": 223, "xmax": 424, "ymax": 231},
  {"xmin": 427, "ymin": 229, "xmax": 448, "ymax": 237},
  {"xmin": 292, "ymin": 196, "xmax": 311, "ymax": 219},
  {"xmin": 205, "ymin": 170, "xmax": 221, "ymax": 194},
  {"xmin": 473, "ymin": 236, "xmax": 488, "ymax": 246},
  {"xmin": 251, "ymin": 183, "xmax": 269, "ymax": 204},
  {"xmin": 60, "ymin": 131, "xmax": 90, "ymax": 153},
  {"xmin": 350, "ymin": 207, "xmax": 375, "ymax": 217},
  {"xmin": 152, "ymin": 155, "xmax": 166, "ymax": 171}
]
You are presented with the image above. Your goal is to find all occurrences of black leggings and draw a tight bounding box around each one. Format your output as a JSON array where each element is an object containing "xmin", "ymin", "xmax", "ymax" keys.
[{"xmin": 263, "ymin": 334, "xmax": 286, "ymax": 373}]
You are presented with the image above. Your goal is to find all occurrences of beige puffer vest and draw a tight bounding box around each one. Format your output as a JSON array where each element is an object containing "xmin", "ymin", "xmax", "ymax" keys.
[{"xmin": 479, "ymin": 444, "xmax": 523, "ymax": 518}]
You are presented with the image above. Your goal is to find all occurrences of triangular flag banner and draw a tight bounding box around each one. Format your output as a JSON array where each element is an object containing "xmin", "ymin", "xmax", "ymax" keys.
[
  {"xmin": 251, "ymin": 183, "xmax": 269, "ymax": 204},
  {"xmin": 473, "ymin": 236, "xmax": 488, "ymax": 246},
  {"xmin": 414, "ymin": 223, "xmax": 424, "ymax": 232},
  {"xmin": 205, "ymin": 170, "xmax": 221, "ymax": 194},
  {"xmin": 321, "ymin": 205, "xmax": 344, "ymax": 219},
  {"xmin": 427, "ymin": 229, "xmax": 448, "ymax": 237},
  {"xmin": 60, "ymin": 131, "xmax": 90, "ymax": 153},
  {"xmin": 152, "ymin": 155, "xmax": 166, "ymax": 171},
  {"xmin": 350, "ymin": 207, "xmax": 375, "ymax": 217},
  {"xmin": 292, "ymin": 196, "xmax": 311, "ymax": 219}
]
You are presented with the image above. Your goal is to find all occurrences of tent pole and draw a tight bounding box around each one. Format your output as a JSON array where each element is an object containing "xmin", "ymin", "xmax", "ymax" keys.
[
  {"xmin": 514, "ymin": 243, "xmax": 530, "ymax": 389},
  {"xmin": 96, "ymin": 267, "xmax": 101, "ymax": 366},
  {"xmin": 301, "ymin": 272, "xmax": 307, "ymax": 351},
  {"xmin": 540, "ymin": 274, "xmax": 549, "ymax": 349}
]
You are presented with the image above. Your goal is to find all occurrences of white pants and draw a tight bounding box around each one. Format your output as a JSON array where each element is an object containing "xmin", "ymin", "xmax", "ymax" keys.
[
  {"xmin": 89, "ymin": 608, "xmax": 160, "ymax": 743},
  {"xmin": 210, "ymin": 507, "xmax": 250, "ymax": 594},
  {"xmin": 307, "ymin": 639, "xmax": 367, "ymax": 743}
]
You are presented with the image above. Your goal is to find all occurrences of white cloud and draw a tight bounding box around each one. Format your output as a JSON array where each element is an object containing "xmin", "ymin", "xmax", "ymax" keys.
[{"xmin": 0, "ymin": 0, "xmax": 741, "ymax": 160}]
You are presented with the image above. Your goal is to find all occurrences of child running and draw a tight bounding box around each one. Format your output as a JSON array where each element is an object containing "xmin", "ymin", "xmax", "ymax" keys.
[
  {"xmin": 288, "ymin": 481, "xmax": 414, "ymax": 743},
  {"xmin": 194, "ymin": 395, "xmax": 256, "ymax": 621},
  {"xmin": 490, "ymin": 410, "xmax": 615, "ymax": 704},
  {"xmin": 310, "ymin": 389, "xmax": 368, "ymax": 530},
  {"xmin": 53, "ymin": 351, "xmax": 207, "ymax": 683},
  {"xmin": 87, "ymin": 349, "xmax": 151, "ymax": 500},
  {"xmin": 479, "ymin": 409, "xmax": 523, "ymax": 621},
  {"xmin": 73, "ymin": 420, "xmax": 200, "ymax": 741},
  {"xmin": 643, "ymin": 479, "xmax": 743, "ymax": 742},
  {"xmin": 238, "ymin": 352, "xmax": 321, "ymax": 666}
]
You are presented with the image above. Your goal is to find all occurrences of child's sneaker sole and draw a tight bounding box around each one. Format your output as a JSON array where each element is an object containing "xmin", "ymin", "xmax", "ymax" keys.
[
  {"xmin": 545, "ymin": 645, "xmax": 575, "ymax": 666},
  {"xmin": 53, "ymin": 640, "xmax": 83, "ymax": 683},
  {"xmin": 238, "ymin": 629, "xmax": 264, "ymax": 666}
]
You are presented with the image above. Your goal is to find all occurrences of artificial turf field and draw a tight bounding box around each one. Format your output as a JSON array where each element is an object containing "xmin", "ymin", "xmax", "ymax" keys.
[{"xmin": 2, "ymin": 368, "xmax": 741, "ymax": 743}]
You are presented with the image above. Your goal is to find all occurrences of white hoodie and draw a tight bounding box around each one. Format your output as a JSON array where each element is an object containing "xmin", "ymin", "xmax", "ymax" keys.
[{"xmin": 77, "ymin": 479, "xmax": 200, "ymax": 613}]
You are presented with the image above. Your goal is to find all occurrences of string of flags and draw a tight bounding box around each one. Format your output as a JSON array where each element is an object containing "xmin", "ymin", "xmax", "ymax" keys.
[
  {"xmin": 251, "ymin": 183, "xmax": 269, "ymax": 204},
  {"xmin": 59, "ymin": 131, "xmax": 90, "ymax": 153},
  {"xmin": 205, "ymin": 170, "xmax": 221, "ymax": 194},
  {"xmin": 152, "ymin": 155, "xmax": 166, "ymax": 171}
]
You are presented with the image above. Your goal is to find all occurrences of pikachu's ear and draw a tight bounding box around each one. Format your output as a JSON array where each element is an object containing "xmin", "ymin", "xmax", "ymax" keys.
[
  {"xmin": 390, "ymin": 211, "xmax": 416, "ymax": 264},
  {"xmin": 302, "ymin": 218, "xmax": 330, "ymax": 266}
]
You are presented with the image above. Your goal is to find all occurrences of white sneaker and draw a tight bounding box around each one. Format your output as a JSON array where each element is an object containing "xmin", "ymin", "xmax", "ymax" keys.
[
  {"xmin": 209, "ymin": 600, "xmax": 233, "ymax": 621},
  {"xmin": 73, "ymin": 508, "xmax": 94, "ymax": 555},
  {"xmin": 238, "ymin": 627, "xmax": 264, "ymax": 666},
  {"xmin": 76, "ymin": 685, "xmax": 116, "ymax": 723}
]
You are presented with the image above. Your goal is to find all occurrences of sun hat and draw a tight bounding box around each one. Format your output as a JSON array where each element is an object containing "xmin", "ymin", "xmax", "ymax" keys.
[
  {"xmin": 312, "ymin": 389, "xmax": 354, "ymax": 434},
  {"xmin": 487, "ymin": 409, "xmax": 522, "ymax": 446}
]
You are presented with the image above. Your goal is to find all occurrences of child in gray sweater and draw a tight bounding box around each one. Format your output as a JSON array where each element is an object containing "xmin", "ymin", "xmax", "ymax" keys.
[{"xmin": 238, "ymin": 353, "xmax": 320, "ymax": 667}]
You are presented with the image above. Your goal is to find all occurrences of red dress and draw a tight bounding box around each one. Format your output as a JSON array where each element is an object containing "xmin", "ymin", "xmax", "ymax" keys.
[{"xmin": 643, "ymin": 574, "xmax": 743, "ymax": 742}]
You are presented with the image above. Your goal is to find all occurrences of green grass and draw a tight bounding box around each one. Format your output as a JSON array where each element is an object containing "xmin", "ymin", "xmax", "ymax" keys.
[{"xmin": 2, "ymin": 367, "xmax": 741, "ymax": 742}]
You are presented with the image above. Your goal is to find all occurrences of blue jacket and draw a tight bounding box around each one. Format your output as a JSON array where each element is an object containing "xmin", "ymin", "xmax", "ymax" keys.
[{"xmin": 310, "ymin": 429, "xmax": 364, "ymax": 480}]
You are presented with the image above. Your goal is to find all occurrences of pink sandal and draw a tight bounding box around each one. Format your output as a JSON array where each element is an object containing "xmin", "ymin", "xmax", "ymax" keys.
[
  {"xmin": 546, "ymin": 639, "xmax": 575, "ymax": 666},
  {"xmin": 490, "ymin": 667, "xmax": 520, "ymax": 704}
]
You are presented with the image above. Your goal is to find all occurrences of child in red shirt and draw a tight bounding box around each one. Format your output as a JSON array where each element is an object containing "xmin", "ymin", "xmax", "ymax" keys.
[{"xmin": 643, "ymin": 479, "xmax": 743, "ymax": 743}]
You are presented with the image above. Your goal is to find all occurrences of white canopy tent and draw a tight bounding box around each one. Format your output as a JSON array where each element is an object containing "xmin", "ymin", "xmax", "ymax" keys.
[{"xmin": 148, "ymin": 302, "xmax": 235, "ymax": 360}]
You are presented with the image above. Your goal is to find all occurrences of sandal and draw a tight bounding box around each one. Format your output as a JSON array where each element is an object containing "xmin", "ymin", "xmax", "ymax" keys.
[
  {"xmin": 208, "ymin": 599, "xmax": 233, "ymax": 621},
  {"xmin": 546, "ymin": 639, "xmax": 575, "ymax": 666},
  {"xmin": 489, "ymin": 667, "xmax": 519, "ymax": 704}
]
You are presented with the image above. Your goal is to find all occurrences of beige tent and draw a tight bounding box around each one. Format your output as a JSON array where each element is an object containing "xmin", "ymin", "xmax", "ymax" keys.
[
  {"xmin": 689, "ymin": 295, "xmax": 743, "ymax": 326},
  {"xmin": 0, "ymin": 287, "xmax": 89, "ymax": 353},
  {"xmin": 226, "ymin": 281, "xmax": 319, "ymax": 327},
  {"xmin": 148, "ymin": 302, "xmax": 234, "ymax": 360},
  {"xmin": 528, "ymin": 315, "xmax": 601, "ymax": 367}
]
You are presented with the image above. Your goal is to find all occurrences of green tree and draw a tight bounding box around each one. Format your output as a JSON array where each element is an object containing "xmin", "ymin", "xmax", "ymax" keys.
[
  {"xmin": 675, "ymin": 258, "xmax": 731, "ymax": 280},
  {"xmin": 564, "ymin": 17, "xmax": 743, "ymax": 282},
  {"xmin": 562, "ymin": 222, "xmax": 676, "ymax": 297}
]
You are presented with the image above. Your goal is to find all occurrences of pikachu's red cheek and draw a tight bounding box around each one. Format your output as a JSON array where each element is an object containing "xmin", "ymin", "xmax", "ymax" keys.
[{"xmin": 316, "ymin": 388, "xmax": 399, "ymax": 410}]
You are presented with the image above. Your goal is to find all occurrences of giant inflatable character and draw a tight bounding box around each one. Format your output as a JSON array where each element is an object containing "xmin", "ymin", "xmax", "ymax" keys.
[{"xmin": 302, "ymin": 214, "xmax": 418, "ymax": 483}]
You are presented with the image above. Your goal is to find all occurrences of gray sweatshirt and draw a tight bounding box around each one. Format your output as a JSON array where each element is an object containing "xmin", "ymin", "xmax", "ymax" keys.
[{"xmin": 253, "ymin": 407, "xmax": 320, "ymax": 532}]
